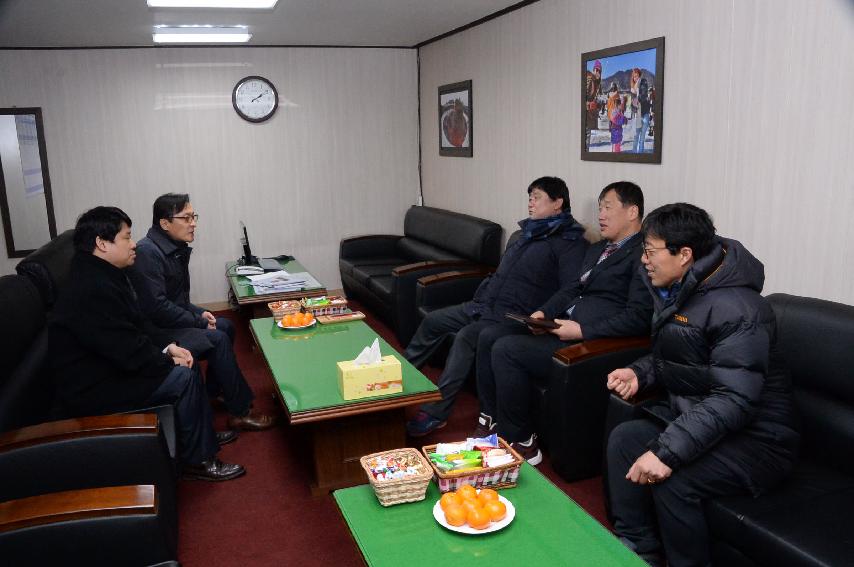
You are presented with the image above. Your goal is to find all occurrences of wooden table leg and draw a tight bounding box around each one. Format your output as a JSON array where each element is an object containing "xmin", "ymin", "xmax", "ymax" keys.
[{"xmin": 307, "ymin": 409, "xmax": 406, "ymax": 496}]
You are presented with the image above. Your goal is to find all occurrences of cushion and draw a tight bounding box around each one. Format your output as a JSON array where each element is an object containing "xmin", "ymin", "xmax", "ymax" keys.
[
  {"xmin": 403, "ymin": 206, "xmax": 502, "ymax": 265},
  {"xmin": 339, "ymin": 256, "xmax": 408, "ymax": 277},
  {"xmin": 368, "ymin": 275, "xmax": 394, "ymax": 302},
  {"xmin": 706, "ymin": 462, "xmax": 854, "ymax": 567},
  {"xmin": 351, "ymin": 264, "xmax": 401, "ymax": 287},
  {"xmin": 396, "ymin": 237, "xmax": 464, "ymax": 263},
  {"xmin": 15, "ymin": 229, "xmax": 75, "ymax": 308}
]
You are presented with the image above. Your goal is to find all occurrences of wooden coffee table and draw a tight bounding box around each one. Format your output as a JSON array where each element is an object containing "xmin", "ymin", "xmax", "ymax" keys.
[
  {"xmin": 334, "ymin": 463, "xmax": 647, "ymax": 566},
  {"xmin": 250, "ymin": 318, "xmax": 440, "ymax": 495},
  {"xmin": 227, "ymin": 258, "xmax": 327, "ymax": 318}
]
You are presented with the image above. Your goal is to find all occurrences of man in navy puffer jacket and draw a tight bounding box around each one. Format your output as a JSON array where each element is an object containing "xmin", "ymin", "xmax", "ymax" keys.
[
  {"xmin": 606, "ymin": 203, "xmax": 799, "ymax": 567},
  {"xmin": 405, "ymin": 177, "xmax": 588, "ymax": 436}
]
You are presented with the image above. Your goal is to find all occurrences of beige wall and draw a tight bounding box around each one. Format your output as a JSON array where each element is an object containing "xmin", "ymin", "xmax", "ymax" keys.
[
  {"xmin": 420, "ymin": 0, "xmax": 854, "ymax": 304},
  {"xmin": 0, "ymin": 47, "xmax": 419, "ymax": 303}
]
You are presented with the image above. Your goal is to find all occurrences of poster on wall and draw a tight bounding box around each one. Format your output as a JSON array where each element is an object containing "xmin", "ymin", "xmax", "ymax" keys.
[
  {"xmin": 438, "ymin": 80, "xmax": 472, "ymax": 157},
  {"xmin": 581, "ymin": 37, "xmax": 664, "ymax": 164}
]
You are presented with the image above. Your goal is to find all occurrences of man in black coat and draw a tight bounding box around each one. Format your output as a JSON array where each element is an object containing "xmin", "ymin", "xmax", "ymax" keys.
[
  {"xmin": 476, "ymin": 182, "xmax": 652, "ymax": 463},
  {"xmin": 127, "ymin": 193, "xmax": 274, "ymax": 432},
  {"xmin": 49, "ymin": 206, "xmax": 244, "ymax": 481},
  {"xmin": 404, "ymin": 177, "xmax": 589, "ymax": 436},
  {"xmin": 606, "ymin": 203, "xmax": 799, "ymax": 567}
]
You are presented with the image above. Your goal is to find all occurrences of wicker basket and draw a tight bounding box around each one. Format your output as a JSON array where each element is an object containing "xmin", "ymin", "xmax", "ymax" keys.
[
  {"xmin": 421, "ymin": 437, "xmax": 525, "ymax": 493},
  {"xmin": 360, "ymin": 448, "xmax": 433, "ymax": 507},
  {"xmin": 300, "ymin": 295, "xmax": 349, "ymax": 317},
  {"xmin": 267, "ymin": 300, "xmax": 301, "ymax": 321}
]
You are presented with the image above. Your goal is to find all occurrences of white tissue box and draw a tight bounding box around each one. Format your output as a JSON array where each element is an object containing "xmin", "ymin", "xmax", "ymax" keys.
[{"xmin": 336, "ymin": 356, "xmax": 403, "ymax": 401}]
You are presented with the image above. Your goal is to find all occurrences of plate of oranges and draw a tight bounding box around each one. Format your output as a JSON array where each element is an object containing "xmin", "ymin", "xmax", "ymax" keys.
[
  {"xmin": 432, "ymin": 485, "xmax": 515, "ymax": 535},
  {"xmin": 277, "ymin": 312, "xmax": 316, "ymax": 330}
]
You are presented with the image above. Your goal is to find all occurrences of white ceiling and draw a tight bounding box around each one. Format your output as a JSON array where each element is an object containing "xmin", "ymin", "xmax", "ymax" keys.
[{"xmin": 0, "ymin": 0, "xmax": 525, "ymax": 48}]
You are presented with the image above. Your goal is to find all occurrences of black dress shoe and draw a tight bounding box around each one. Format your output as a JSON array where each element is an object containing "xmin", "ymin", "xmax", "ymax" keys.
[
  {"xmin": 182, "ymin": 458, "xmax": 246, "ymax": 482},
  {"xmin": 216, "ymin": 430, "xmax": 238, "ymax": 446}
]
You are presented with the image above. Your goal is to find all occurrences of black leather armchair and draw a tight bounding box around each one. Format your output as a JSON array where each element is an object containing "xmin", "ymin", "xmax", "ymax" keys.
[
  {"xmin": 605, "ymin": 293, "xmax": 854, "ymax": 566},
  {"xmin": 0, "ymin": 233, "xmax": 180, "ymax": 565},
  {"xmin": 339, "ymin": 205, "xmax": 502, "ymax": 345}
]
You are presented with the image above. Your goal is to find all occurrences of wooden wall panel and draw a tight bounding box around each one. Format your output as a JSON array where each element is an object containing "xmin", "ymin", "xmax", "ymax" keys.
[
  {"xmin": 419, "ymin": 0, "xmax": 854, "ymax": 304},
  {"xmin": 0, "ymin": 47, "xmax": 419, "ymax": 302}
]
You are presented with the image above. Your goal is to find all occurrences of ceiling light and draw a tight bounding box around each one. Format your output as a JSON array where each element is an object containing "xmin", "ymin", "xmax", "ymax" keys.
[
  {"xmin": 147, "ymin": 1, "xmax": 278, "ymax": 8},
  {"xmin": 152, "ymin": 25, "xmax": 251, "ymax": 43}
]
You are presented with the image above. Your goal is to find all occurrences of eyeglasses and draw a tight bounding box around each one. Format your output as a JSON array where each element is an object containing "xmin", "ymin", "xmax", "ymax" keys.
[
  {"xmin": 170, "ymin": 213, "xmax": 199, "ymax": 223},
  {"xmin": 642, "ymin": 246, "xmax": 669, "ymax": 258}
]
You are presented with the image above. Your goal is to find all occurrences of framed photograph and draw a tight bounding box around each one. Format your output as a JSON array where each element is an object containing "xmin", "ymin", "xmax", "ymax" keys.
[
  {"xmin": 438, "ymin": 80, "xmax": 472, "ymax": 157},
  {"xmin": 581, "ymin": 37, "xmax": 664, "ymax": 164}
]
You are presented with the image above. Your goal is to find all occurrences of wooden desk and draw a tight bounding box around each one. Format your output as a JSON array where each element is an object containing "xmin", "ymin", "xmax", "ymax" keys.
[
  {"xmin": 226, "ymin": 258, "xmax": 327, "ymax": 317},
  {"xmin": 250, "ymin": 318, "xmax": 440, "ymax": 495}
]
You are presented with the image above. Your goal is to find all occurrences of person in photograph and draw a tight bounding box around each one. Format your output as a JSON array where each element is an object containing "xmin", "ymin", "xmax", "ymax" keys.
[
  {"xmin": 605, "ymin": 203, "xmax": 799, "ymax": 566},
  {"xmin": 607, "ymin": 84, "xmax": 626, "ymax": 153},
  {"xmin": 628, "ymin": 68, "xmax": 641, "ymax": 150},
  {"xmin": 585, "ymin": 59, "xmax": 603, "ymax": 148},
  {"xmin": 634, "ymin": 77, "xmax": 652, "ymax": 153}
]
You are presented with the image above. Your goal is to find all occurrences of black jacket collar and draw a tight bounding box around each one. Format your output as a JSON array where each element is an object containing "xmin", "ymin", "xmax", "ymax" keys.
[{"xmin": 146, "ymin": 225, "xmax": 191, "ymax": 257}]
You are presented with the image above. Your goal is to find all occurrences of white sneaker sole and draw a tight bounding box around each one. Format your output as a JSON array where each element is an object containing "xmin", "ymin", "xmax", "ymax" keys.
[{"xmin": 526, "ymin": 450, "xmax": 543, "ymax": 466}]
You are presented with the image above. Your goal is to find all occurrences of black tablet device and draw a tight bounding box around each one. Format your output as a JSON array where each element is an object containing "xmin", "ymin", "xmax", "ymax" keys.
[{"xmin": 505, "ymin": 313, "xmax": 560, "ymax": 329}]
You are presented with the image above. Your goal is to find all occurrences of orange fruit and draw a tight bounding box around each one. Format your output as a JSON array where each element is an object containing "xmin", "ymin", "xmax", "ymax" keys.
[
  {"xmin": 467, "ymin": 507, "xmax": 491, "ymax": 530},
  {"xmin": 460, "ymin": 498, "xmax": 482, "ymax": 514},
  {"xmin": 477, "ymin": 488, "xmax": 499, "ymax": 506},
  {"xmin": 282, "ymin": 314, "xmax": 294, "ymax": 326},
  {"xmin": 305, "ymin": 312, "xmax": 314, "ymax": 322},
  {"xmin": 456, "ymin": 484, "xmax": 478, "ymax": 501},
  {"xmin": 484, "ymin": 500, "xmax": 507, "ymax": 522},
  {"xmin": 444, "ymin": 504, "xmax": 467, "ymax": 527},
  {"xmin": 440, "ymin": 492, "xmax": 462, "ymax": 511}
]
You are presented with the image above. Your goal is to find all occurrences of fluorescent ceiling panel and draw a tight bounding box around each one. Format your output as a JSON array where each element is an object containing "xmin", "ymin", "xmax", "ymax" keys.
[
  {"xmin": 147, "ymin": 1, "xmax": 278, "ymax": 8},
  {"xmin": 152, "ymin": 25, "xmax": 251, "ymax": 43}
]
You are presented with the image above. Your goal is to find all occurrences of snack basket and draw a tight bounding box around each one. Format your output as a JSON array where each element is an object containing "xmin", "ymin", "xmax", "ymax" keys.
[
  {"xmin": 301, "ymin": 295, "xmax": 349, "ymax": 317},
  {"xmin": 422, "ymin": 437, "xmax": 525, "ymax": 493},
  {"xmin": 360, "ymin": 448, "xmax": 434, "ymax": 507},
  {"xmin": 267, "ymin": 300, "xmax": 301, "ymax": 322}
]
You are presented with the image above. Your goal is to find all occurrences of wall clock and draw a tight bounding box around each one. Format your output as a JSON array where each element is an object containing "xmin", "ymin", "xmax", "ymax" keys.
[{"xmin": 232, "ymin": 75, "xmax": 279, "ymax": 123}]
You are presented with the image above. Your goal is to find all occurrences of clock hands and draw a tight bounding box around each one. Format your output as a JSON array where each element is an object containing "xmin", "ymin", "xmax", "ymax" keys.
[{"xmin": 250, "ymin": 90, "xmax": 269, "ymax": 103}]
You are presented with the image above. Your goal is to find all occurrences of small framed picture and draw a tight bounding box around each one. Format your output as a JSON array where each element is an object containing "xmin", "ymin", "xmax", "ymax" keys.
[
  {"xmin": 438, "ymin": 80, "xmax": 472, "ymax": 157},
  {"xmin": 581, "ymin": 37, "xmax": 665, "ymax": 163}
]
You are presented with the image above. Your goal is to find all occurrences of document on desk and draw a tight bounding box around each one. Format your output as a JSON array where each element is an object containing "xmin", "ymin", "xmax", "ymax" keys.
[{"xmin": 246, "ymin": 270, "xmax": 321, "ymax": 294}]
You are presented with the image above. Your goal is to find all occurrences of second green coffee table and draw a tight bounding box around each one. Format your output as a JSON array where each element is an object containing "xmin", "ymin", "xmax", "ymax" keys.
[
  {"xmin": 250, "ymin": 318, "xmax": 440, "ymax": 494},
  {"xmin": 334, "ymin": 463, "xmax": 647, "ymax": 566}
]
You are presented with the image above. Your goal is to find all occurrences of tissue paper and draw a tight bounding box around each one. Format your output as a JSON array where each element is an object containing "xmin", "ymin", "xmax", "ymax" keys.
[{"xmin": 336, "ymin": 339, "xmax": 402, "ymax": 400}]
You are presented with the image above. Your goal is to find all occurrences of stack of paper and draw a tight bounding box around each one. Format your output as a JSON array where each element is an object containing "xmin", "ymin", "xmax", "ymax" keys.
[{"xmin": 246, "ymin": 270, "xmax": 322, "ymax": 294}]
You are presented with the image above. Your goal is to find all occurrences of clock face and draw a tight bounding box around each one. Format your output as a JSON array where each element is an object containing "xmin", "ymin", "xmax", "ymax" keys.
[{"xmin": 232, "ymin": 76, "xmax": 279, "ymax": 123}]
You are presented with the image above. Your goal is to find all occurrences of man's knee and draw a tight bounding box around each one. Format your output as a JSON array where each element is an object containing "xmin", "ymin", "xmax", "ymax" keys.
[{"xmin": 215, "ymin": 316, "xmax": 235, "ymax": 342}]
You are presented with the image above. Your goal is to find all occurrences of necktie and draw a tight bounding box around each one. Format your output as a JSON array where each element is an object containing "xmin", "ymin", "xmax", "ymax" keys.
[{"xmin": 580, "ymin": 243, "xmax": 619, "ymax": 284}]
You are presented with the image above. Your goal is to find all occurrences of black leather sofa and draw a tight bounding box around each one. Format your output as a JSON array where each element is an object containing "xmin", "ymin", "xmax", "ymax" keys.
[
  {"xmin": 607, "ymin": 293, "xmax": 854, "ymax": 566},
  {"xmin": 339, "ymin": 205, "xmax": 502, "ymax": 346},
  {"xmin": 0, "ymin": 234, "xmax": 179, "ymax": 566}
]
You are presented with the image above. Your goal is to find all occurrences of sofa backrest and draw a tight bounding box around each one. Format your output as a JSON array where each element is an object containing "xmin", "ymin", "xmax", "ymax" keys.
[
  {"xmin": 768, "ymin": 293, "xmax": 854, "ymax": 474},
  {"xmin": 403, "ymin": 206, "xmax": 502, "ymax": 266},
  {"xmin": 0, "ymin": 274, "xmax": 52, "ymax": 431},
  {"xmin": 15, "ymin": 228, "xmax": 75, "ymax": 309}
]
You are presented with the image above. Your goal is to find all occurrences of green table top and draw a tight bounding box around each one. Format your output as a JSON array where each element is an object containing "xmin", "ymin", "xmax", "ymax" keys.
[
  {"xmin": 226, "ymin": 258, "xmax": 325, "ymax": 301},
  {"xmin": 334, "ymin": 464, "xmax": 645, "ymax": 567},
  {"xmin": 250, "ymin": 318, "xmax": 439, "ymax": 422}
]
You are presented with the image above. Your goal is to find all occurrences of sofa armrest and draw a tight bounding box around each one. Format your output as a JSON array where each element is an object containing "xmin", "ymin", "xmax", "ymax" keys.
[
  {"xmin": 542, "ymin": 336, "xmax": 651, "ymax": 482},
  {"xmin": 391, "ymin": 262, "xmax": 489, "ymax": 347},
  {"xmin": 0, "ymin": 485, "xmax": 155, "ymax": 534},
  {"xmin": 339, "ymin": 235, "xmax": 402, "ymax": 259},
  {"xmin": 415, "ymin": 268, "xmax": 494, "ymax": 309},
  {"xmin": 0, "ymin": 413, "xmax": 158, "ymax": 452},
  {"xmin": 553, "ymin": 336, "xmax": 652, "ymax": 365}
]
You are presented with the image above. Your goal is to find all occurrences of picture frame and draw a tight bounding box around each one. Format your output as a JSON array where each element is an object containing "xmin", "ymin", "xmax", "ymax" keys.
[
  {"xmin": 438, "ymin": 80, "xmax": 472, "ymax": 157},
  {"xmin": 581, "ymin": 37, "xmax": 664, "ymax": 164}
]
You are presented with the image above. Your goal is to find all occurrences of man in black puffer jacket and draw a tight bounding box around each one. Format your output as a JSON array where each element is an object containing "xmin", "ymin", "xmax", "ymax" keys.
[
  {"xmin": 405, "ymin": 177, "xmax": 588, "ymax": 436},
  {"xmin": 605, "ymin": 203, "xmax": 799, "ymax": 567}
]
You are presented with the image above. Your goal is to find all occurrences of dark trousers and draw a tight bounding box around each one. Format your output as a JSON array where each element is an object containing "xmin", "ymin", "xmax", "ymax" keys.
[
  {"xmin": 170, "ymin": 316, "xmax": 253, "ymax": 417},
  {"xmin": 479, "ymin": 332, "xmax": 565, "ymax": 442},
  {"xmin": 144, "ymin": 365, "xmax": 219, "ymax": 465},
  {"xmin": 607, "ymin": 419, "xmax": 755, "ymax": 567},
  {"xmin": 405, "ymin": 304, "xmax": 521, "ymax": 421}
]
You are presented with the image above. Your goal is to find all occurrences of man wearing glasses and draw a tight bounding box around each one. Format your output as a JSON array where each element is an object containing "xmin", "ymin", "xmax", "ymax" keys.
[{"xmin": 129, "ymin": 193, "xmax": 275, "ymax": 434}]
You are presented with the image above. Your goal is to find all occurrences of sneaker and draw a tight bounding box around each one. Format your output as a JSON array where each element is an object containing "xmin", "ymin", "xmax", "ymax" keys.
[
  {"xmin": 406, "ymin": 410, "xmax": 447, "ymax": 437},
  {"xmin": 510, "ymin": 434, "xmax": 542, "ymax": 466},
  {"xmin": 472, "ymin": 413, "xmax": 497, "ymax": 439}
]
